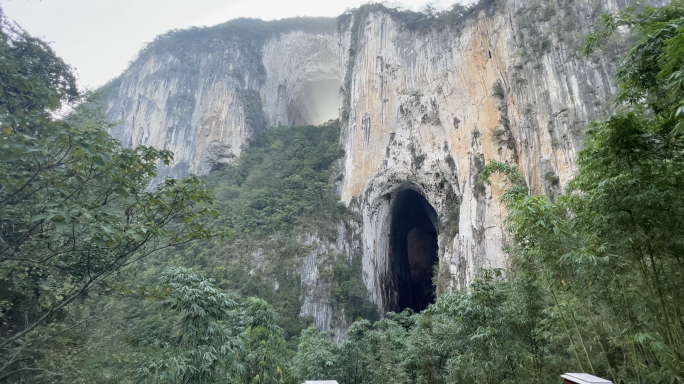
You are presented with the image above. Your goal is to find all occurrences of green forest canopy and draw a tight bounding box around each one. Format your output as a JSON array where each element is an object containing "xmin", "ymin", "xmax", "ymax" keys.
[{"xmin": 2, "ymin": 0, "xmax": 684, "ymax": 383}]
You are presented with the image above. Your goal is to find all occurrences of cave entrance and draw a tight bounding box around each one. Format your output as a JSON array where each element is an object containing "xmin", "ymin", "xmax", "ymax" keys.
[{"xmin": 389, "ymin": 189, "xmax": 438, "ymax": 313}]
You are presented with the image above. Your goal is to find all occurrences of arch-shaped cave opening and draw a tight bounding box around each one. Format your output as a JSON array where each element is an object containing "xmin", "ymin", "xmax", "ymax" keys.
[{"xmin": 388, "ymin": 189, "xmax": 438, "ymax": 313}]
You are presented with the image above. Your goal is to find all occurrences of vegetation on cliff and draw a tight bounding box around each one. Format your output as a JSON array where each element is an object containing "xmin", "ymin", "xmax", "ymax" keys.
[
  {"xmin": 135, "ymin": 16, "xmax": 336, "ymax": 63},
  {"xmin": 0, "ymin": 16, "xmax": 373, "ymax": 378},
  {"xmin": 162, "ymin": 119, "xmax": 378, "ymax": 342},
  {"xmin": 3, "ymin": 0, "xmax": 684, "ymax": 383},
  {"xmin": 293, "ymin": 2, "xmax": 684, "ymax": 384},
  {"xmin": 99, "ymin": 16, "xmax": 337, "ymax": 102}
]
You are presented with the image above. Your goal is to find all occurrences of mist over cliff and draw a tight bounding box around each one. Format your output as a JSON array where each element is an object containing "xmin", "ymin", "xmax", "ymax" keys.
[{"xmin": 102, "ymin": 0, "xmax": 665, "ymax": 332}]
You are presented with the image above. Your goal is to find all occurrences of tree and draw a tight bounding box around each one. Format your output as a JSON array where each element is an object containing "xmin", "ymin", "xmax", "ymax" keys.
[
  {"xmin": 136, "ymin": 269, "xmax": 296, "ymax": 384},
  {"xmin": 236, "ymin": 297, "xmax": 294, "ymax": 384},
  {"xmin": 583, "ymin": 0, "xmax": 684, "ymax": 132},
  {"xmin": 293, "ymin": 328, "xmax": 338, "ymax": 381},
  {"xmin": 0, "ymin": 12, "xmax": 223, "ymax": 380},
  {"xmin": 136, "ymin": 268, "xmax": 243, "ymax": 384},
  {"xmin": 481, "ymin": 1, "xmax": 684, "ymax": 381}
]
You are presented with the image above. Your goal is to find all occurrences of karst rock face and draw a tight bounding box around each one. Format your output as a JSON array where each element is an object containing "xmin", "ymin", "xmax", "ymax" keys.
[
  {"xmin": 337, "ymin": 0, "xmax": 633, "ymax": 312},
  {"xmin": 107, "ymin": 30, "xmax": 341, "ymax": 181},
  {"xmin": 106, "ymin": 0, "xmax": 663, "ymax": 325}
]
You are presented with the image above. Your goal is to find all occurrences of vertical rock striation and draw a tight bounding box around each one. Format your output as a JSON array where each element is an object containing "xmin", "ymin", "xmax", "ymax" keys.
[
  {"xmin": 297, "ymin": 223, "xmax": 354, "ymax": 342},
  {"xmin": 107, "ymin": 28, "xmax": 341, "ymax": 180},
  {"xmin": 337, "ymin": 0, "xmax": 664, "ymax": 313},
  {"xmin": 106, "ymin": 0, "xmax": 667, "ymax": 323}
]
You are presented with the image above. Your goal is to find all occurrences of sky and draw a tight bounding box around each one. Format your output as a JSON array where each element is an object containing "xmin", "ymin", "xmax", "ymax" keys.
[{"xmin": 0, "ymin": 0, "xmax": 463, "ymax": 90}]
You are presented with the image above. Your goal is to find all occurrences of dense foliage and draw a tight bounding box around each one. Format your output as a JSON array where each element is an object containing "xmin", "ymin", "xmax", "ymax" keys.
[
  {"xmin": 0, "ymin": 10, "xmax": 223, "ymax": 382},
  {"xmin": 294, "ymin": 270, "xmax": 555, "ymax": 384},
  {"xmin": 136, "ymin": 268, "xmax": 294, "ymax": 384},
  {"xmin": 492, "ymin": 2, "xmax": 684, "ymax": 381},
  {"xmin": 162, "ymin": 120, "xmax": 377, "ymax": 341},
  {"xmin": 209, "ymin": 122, "xmax": 346, "ymax": 237},
  {"xmin": 1, "ymin": 115, "xmax": 373, "ymax": 383},
  {"xmin": 0, "ymin": 116, "xmax": 369, "ymax": 382},
  {"xmin": 4, "ymin": 0, "xmax": 684, "ymax": 383}
]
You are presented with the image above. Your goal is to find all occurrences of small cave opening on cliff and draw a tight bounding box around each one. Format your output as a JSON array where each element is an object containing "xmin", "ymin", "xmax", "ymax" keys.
[{"xmin": 388, "ymin": 189, "xmax": 438, "ymax": 313}]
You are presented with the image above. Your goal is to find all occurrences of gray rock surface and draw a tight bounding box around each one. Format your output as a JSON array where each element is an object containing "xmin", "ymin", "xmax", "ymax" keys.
[{"xmin": 106, "ymin": 0, "xmax": 665, "ymax": 325}]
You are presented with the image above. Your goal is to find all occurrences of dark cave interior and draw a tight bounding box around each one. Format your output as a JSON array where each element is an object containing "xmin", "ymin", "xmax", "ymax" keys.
[{"xmin": 388, "ymin": 189, "xmax": 438, "ymax": 313}]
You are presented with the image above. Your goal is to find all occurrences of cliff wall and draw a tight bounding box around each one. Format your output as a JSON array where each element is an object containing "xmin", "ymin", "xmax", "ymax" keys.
[
  {"xmin": 107, "ymin": 27, "xmax": 340, "ymax": 179},
  {"xmin": 105, "ymin": 0, "xmax": 659, "ymax": 325},
  {"xmin": 338, "ymin": 0, "xmax": 635, "ymax": 312}
]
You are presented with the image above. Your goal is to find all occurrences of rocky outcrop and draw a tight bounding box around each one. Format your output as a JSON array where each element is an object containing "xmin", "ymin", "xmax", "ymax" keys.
[
  {"xmin": 260, "ymin": 32, "xmax": 341, "ymax": 127},
  {"xmin": 107, "ymin": 29, "xmax": 340, "ymax": 179},
  {"xmin": 341, "ymin": 1, "xmax": 623, "ymax": 307},
  {"xmin": 338, "ymin": 0, "xmax": 660, "ymax": 313},
  {"xmin": 106, "ymin": 0, "xmax": 665, "ymax": 323},
  {"xmin": 297, "ymin": 223, "xmax": 353, "ymax": 343}
]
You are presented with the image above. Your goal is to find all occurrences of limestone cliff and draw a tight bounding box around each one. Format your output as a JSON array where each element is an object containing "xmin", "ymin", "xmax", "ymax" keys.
[
  {"xmin": 105, "ymin": 0, "xmax": 663, "ymax": 325},
  {"xmin": 338, "ymin": 0, "xmax": 639, "ymax": 313},
  {"xmin": 106, "ymin": 21, "xmax": 341, "ymax": 180}
]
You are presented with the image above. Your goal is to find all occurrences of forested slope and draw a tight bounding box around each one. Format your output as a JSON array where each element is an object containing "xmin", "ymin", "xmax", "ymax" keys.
[{"xmin": 158, "ymin": 121, "xmax": 378, "ymax": 342}]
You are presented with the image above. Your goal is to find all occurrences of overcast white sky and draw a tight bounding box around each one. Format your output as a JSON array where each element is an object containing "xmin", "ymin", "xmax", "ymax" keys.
[{"xmin": 1, "ymin": 0, "xmax": 465, "ymax": 90}]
